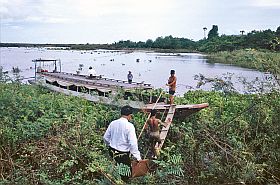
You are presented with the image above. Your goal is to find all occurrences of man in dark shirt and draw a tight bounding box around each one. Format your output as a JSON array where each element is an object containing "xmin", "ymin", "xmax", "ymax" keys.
[{"xmin": 127, "ymin": 71, "xmax": 133, "ymax": 84}]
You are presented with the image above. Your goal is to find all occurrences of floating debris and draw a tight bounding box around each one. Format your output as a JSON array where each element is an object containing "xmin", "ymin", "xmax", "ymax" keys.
[{"xmin": 12, "ymin": 67, "xmax": 21, "ymax": 73}]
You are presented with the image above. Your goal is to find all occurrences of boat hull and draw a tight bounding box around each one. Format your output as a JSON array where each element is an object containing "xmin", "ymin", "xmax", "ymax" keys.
[
  {"xmin": 142, "ymin": 102, "xmax": 209, "ymax": 118},
  {"xmin": 30, "ymin": 79, "xmax": 146, "ymax": 108}
]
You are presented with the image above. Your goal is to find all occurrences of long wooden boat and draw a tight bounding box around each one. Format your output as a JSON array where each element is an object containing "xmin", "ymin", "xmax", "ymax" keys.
[{"xmin": 30, "ymin": 59, "xmax": 208, "ymax": 118}]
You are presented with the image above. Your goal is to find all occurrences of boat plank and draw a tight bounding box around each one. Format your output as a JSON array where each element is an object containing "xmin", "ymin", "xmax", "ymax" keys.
[{"xmin": 155, "ymin": 105, "xmax": 176, "ymax": 150}]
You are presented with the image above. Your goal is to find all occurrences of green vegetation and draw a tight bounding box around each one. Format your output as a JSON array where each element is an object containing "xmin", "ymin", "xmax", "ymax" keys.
[
  {"xmin": 1, "ymin": 81, "xmax": 279, "ymax": 184},
  {"xmin": 207, "ymin": 50, "xmax": 280, "ymax": 84}
]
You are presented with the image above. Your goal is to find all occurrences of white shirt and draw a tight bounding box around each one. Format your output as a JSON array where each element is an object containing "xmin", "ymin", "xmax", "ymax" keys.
[
  {"xmin": 88, "ymin": 68, "xmax": 96, "ymax": 76},
  {"xmin": 103, "ymin": 117, "xmax": 141, "ymax": 160}
]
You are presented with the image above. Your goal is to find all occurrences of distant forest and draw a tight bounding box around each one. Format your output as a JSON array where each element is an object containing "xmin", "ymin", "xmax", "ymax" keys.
[{"xmin": 1, "ymin": 25, "xmax": 280, "ymax": 52}]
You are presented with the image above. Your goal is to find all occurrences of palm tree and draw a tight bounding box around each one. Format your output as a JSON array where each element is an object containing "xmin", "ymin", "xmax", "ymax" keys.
[
  {"xmin": 240, "ymin": 30, "xmax": 245, "ymax": 35},
  {"xmin": 203, "ymin": 27, "xmax": 207, "ymax": 39}
]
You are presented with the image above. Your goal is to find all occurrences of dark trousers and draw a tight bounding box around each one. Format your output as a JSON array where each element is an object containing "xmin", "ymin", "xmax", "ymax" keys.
[
  {"xmin": 128, "ymin": 80, "xmax": 132, "ymax": 84},
  {"xmin": 109, "ymin": 147, "xmax": 131, "ymax": 182}
]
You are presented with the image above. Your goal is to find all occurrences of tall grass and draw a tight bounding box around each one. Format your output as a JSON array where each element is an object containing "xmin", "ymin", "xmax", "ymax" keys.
[
  {"xmin": 208, "ymin": 49, "xmax": 280, "ymax": 74},
  {"xmin": 1, "ymin": 82, "xmax": 280, "ymax": 184}
]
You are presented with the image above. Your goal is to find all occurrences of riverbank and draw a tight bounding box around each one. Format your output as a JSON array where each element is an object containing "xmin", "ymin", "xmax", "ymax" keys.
[
  {"xmin": 207, "ymin": 49, "xmax": 280, "ymax": 86},
  {"xmin": 207, "ymin": 49, "xmax": 280, "ymax": 73}
]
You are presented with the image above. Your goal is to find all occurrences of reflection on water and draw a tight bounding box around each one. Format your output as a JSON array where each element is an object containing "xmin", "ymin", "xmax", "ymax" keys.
[{"xmin": 0, "ymin": 47, "xmax": 271, "ymax": 95}]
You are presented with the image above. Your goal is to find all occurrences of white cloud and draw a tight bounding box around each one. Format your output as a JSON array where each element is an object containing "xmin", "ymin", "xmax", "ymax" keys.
[
  {"xmin": 0, "ymin": 0, "xmax": 27, "ymax": 19},
  {"xmin": 24, "ymin": 16, "xmax": 71, "ymax": 24},
  {"xmin": 10, "ymin": 25, "xmax": 22, "ymax": 30},
  {"xmin": 75, "ymin": 0, "xmax": 171, "ymax": 17},
  {"xmin": 0, "ymin": 0, "xmax": 73, "ymax": 23},
  {"xmin": 1, "ymin": 0, "xmax": 279, "ymax": 43},
  {"xmin": 0, "ymin": 0, "xmax": 172, "ymax": 23},
  {"xmin": 252, "ymin": 0, "xmax": 280, "ymax": 7}
]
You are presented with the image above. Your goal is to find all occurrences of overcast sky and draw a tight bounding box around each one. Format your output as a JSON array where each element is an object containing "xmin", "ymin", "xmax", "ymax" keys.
[{"xmin": 0, "ymin": 0, "xmax": 279, "ymax": 44}]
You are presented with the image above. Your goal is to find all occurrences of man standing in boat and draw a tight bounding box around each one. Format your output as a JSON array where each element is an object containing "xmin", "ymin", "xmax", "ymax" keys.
[
  {"xmin": 88, "ymin": 66, "xmax": 96, "ymax": 78},
  {"xmin": 103, "ymin": 105, "xmax": 141, "ymax": 181},
  {"xmin": 166, "ymin": 70, "xmax": 177, "ymax": 105},
  {"xmin": 127, "ymin": 71, "xmax": 133, "ymax": 84}
]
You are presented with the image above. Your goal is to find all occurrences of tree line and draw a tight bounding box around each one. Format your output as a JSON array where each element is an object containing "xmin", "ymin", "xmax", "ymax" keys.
[
  {"xmin": 1, "ymin": 25, "xmax": 279, "ymax": 52},
  {"xmin": 109, "ymin": 25, "xmax": 280, "ymax": 52}
]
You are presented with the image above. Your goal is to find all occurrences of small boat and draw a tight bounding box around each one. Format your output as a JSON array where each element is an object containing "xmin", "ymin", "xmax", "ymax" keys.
[{"xmin": 142, "ymin": 102, "xmax": 209, "ymax": 118}]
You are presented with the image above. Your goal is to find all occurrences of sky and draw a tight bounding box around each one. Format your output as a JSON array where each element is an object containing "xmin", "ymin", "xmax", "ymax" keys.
[{"xmin": 0, "ymin": 0, "xmax": 280, "ymax": 44}]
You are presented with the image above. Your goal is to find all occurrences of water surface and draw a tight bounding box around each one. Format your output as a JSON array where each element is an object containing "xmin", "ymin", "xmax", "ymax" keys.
[{"xmin": 0, "ymin": 47, "xmax": 268, "ymax": 95}]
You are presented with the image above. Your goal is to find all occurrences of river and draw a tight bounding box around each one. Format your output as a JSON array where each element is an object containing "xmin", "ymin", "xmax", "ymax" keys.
[{"xmin": 0, "ymin": 47, "xmax": 271, "ymax": 95}]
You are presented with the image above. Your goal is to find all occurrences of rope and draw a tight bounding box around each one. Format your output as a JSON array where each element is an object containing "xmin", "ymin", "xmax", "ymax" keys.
[{"xmin": 137, "ymin": 91, "xmax": 163, "ymax": 140}]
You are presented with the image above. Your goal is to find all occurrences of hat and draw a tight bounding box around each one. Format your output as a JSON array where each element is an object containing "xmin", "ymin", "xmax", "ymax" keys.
[{"xmin": 170, "ymin": 70, "xmax": 175, "ymax": 74}]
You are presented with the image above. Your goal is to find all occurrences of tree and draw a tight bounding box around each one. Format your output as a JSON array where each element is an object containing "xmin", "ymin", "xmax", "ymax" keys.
[
  {"xmin": 244, "ymin": 29, "xmax": 275, "ymax": 49},
  {"xmin": 145, "ymin": 39, "xmax": 153, "ymax": 48},
  {"xmin": 208, "ymin": 25, "xmax": 219, "ymax": 39},
  {"xmin": 276, "ymin": 26, "xmax": 280, "ymax": 37},
  {"xmin": 240, "ymin": 30, "xmax": 245, "ymax": 35},
  {"xmin": 203, "ymin": 27, "xmax": 207, "ymax": 39},
  {"xmin": 270, "ymin": 37, "xmax": 280, "ymax": 51}
]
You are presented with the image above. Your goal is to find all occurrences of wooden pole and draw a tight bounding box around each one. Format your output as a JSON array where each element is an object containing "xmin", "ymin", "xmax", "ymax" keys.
[{"xmin": 137, "ymin": 91, "xmax": 163, "ymax": 140}]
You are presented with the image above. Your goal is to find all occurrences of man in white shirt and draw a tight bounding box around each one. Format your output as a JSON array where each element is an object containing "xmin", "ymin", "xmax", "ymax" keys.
[
  {"xmin": 103, "ymin": 105, "xmax": 141, "ymax": 181},
  {"xmin": 88, "ymin": 66, "xmax": 96, "ymax": 78}
]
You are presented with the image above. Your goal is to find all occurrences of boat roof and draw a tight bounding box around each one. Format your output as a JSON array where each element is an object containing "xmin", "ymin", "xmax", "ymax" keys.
[
  {"xmin": 41, "ymin": 72, "xmax": 153, "ymax": 91},
  {"xmin": 32, "ymin": 58, "xmax": 59, "ymax": 62}
]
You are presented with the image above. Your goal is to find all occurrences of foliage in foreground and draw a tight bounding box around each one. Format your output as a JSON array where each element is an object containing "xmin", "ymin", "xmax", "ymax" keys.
[{"xmin": 0, "ymin": 83, "xmax": 280, "ymax": 184}]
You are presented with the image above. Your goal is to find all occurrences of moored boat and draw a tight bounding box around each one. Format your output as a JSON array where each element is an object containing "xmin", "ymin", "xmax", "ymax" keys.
[
  {"xmin": 29, "ymin": 59, "xmax": 163, "ymax": 108},
  {"xmin": 30, "ymin": 58, "xmax": 208, "ymax": 118}
]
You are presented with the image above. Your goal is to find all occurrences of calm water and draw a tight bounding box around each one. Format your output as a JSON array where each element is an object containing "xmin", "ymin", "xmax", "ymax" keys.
[{"xmin": 0, "ymin": 47, "xmax": 269, "ymax": 95}]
